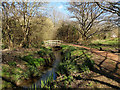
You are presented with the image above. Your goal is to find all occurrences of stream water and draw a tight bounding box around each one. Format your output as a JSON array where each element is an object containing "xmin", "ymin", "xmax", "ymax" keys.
[{"xmin": 22, "ymin": 47, "xmax": 62, "ymax": 89}]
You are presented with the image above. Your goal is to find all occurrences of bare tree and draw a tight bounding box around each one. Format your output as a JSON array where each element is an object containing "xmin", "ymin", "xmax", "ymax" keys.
[
  {"xmin": 16, "ymin": 2, "xmax": 45, "ymax": 47},
  {"xmin": 2, "ymin": 2, "xmax": 46, "ymax": 48},
  {"xmin": 96, "ymin": 1, "xmax": 120, "ymax": 27},
  {"xmin": 68, "ymin": 2, "xmax": 104, "ymax": 41},
  {"xmin": 96, "ymin": 1, "xmax": 120, "ymax": 16},
  {"xmin": 49, "ymin": 8, "xmax": 68, "ymax": 27},
  {"xmin": 2, "ymin": 2, "xmax": 15, "ymax": 48}
]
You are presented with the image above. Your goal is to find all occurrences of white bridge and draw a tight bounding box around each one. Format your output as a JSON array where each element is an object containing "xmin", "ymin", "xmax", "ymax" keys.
[{"xmin": 44, "ymin": 40, "xmax": 63, "ymax": 47}]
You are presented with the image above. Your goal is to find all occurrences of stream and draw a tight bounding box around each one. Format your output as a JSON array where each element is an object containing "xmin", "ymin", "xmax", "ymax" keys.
[{"xmin": 22, "ymin": 46, "xmax": 62, "ymax": 89}]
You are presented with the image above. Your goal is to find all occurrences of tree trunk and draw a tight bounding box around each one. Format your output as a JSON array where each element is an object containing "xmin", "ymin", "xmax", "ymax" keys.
[{"xmin": 20, "ymin": 27, "xmax": 30, "ymax": 48}]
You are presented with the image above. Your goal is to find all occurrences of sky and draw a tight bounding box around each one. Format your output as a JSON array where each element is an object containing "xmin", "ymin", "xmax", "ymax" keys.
[
  {"xmin": 47, "ymin": 2, "xmax": 70, "ymax": 15},
  {"xmin": 46, "ymin": 2, "xmax": 75, "ymax": 21}
]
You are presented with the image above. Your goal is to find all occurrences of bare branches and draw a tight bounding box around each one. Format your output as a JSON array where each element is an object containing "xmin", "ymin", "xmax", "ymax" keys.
[
  {"xmin": 2, "ymin": 2, "xmax": 47, "ymax": 48},
  {"xmin": 68, "ymin": 2, "xmax": 104, "ymax": 40},
  {"xmin": 96, "ymin": 1, "xmax": 120, "ymax": 16}
]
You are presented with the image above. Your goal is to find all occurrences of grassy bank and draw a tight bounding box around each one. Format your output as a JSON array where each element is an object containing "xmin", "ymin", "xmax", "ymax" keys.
[
  {"xmin": 2, "ymin": 46, "xmax": 55, "ymax": 89},
  {"xmin": 85, "ymin": 38, "xmax": 119, "ymax": 52},
  {"xmin": 39, "ymin": 45, "xmax": 95, "ymax": 88}
]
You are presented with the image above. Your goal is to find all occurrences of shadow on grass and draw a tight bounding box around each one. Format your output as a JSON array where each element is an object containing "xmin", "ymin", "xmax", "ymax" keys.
[
  {"xmin": 62, "ymin": 44, "xmax": 120, "ymax": 89},
  {"xmin": 87, "ymin": 43, "xmax": 119, "ymax": 53},
  {"xmin": 93, "ymin": 52, "xmax": 120, "ymax": 77},
  {"xmin": 72, "ymin": 49, "xmax": 120, "ymax": 89},
  {"xmin": 89, "ymin": 43, "xmax": 119, "ymax": 47},
  {"xmin": 74, "ymin": 74, "xmax": 120, "ymax": 89},
  {"xmin": 89, "ymin": 52, "xmax": 120, "ymax": 88}
]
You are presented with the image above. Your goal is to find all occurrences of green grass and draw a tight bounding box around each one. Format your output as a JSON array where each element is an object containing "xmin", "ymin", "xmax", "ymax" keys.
[
  {"xmin": 29, "ymin": 45, "xmax": 94, "ymax": 89},
  {"xmin": 31, "ymin": 73, "xmax": 54, "ymax": 89},
  {"xmin": 92, "ymin": 38, "xmax": 118, "ymax": 46},
  {"xmin": 8, "ymin": 61, "xmax": 17, "ymax": 66},
  {"xmin": 2, "ymin": 80, "xmax": 15, "ymax": 89},
  {"xmin": 21, "ymin": 55, "xmax": 45, "ymax": 67},
  {"xmin": 14, "ymin": 45, "xmax": 95, "ymax": 89},
  {"xmin": 51, "ymin": 45, "xmax": 94, "ymax": 88},
  {"xmin": 86, "ymin": 38, "xmax": 119, "ymax": 51},
  {"xmin": 2, "ymin": 46, "xmax": 55, "ymax": 89},
  {"xmin": 2, "ymin": 45, "xmax": 95, "ymax": 89}
]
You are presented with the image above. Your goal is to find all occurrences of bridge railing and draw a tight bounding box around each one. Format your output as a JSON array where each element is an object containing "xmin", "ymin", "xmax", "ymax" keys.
[{"xmin": 44, "ymin": 40, "xmax": 63, "ymax": 47}]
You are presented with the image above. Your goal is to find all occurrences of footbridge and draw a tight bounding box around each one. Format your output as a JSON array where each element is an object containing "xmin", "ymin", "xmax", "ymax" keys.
[{"xmin": 44, "ymin": 40, "xmax": 63, "ymax": 47}]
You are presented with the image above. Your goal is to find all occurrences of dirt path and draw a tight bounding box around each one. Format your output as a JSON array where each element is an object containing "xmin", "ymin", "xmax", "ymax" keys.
[
  {"xmin": 64, "ymin": 43, "xmax": 119, "ymax": 62},
  {"xmin": 64, "ymin": 43, "xmax": 120, "ymax": 89}
]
